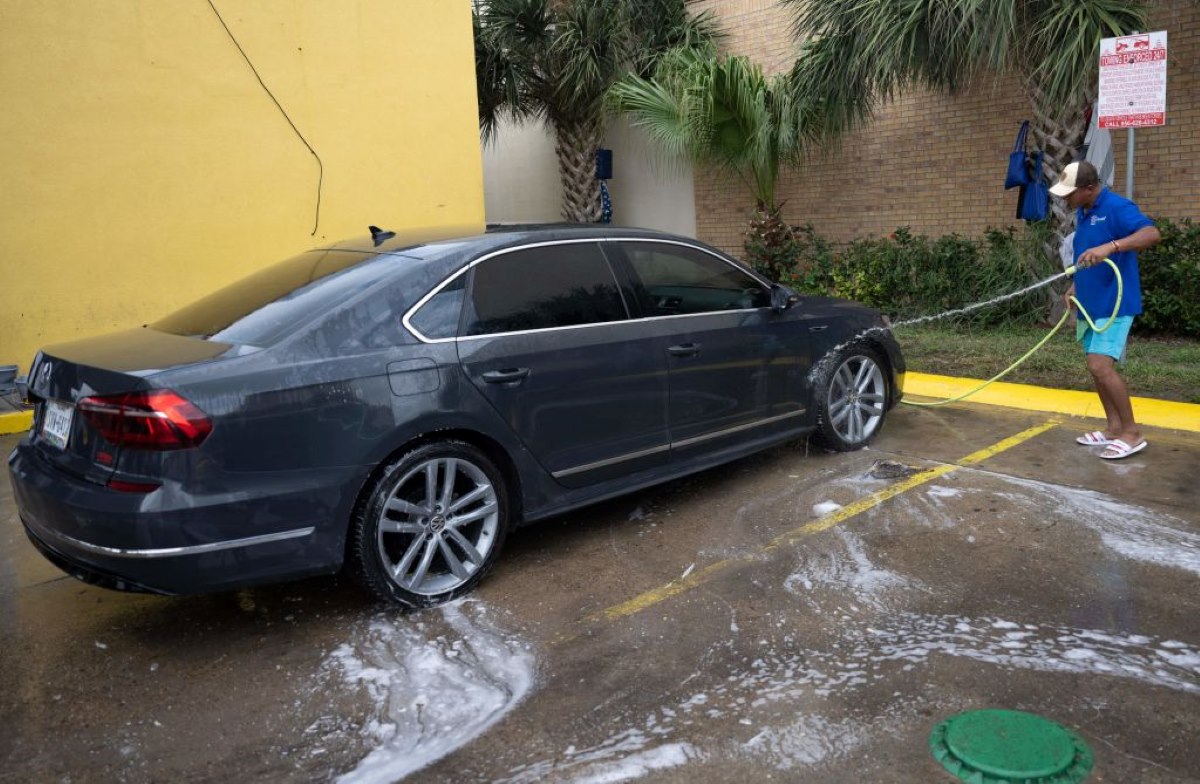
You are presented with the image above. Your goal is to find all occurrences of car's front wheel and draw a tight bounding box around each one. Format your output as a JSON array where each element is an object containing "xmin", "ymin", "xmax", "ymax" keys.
[
  {"xmin": 812, "ymin": 345, "xmax": 890, "ymax": 451},
  {"xmin": 351, "ymin": 440, "xmax": 509, "ymax": 607}
]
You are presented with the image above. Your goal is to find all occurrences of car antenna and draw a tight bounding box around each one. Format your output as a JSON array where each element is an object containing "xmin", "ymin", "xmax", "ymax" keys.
[{"xmin": 369, "ymin": 225, "xmax": 396, "ymax": 247}]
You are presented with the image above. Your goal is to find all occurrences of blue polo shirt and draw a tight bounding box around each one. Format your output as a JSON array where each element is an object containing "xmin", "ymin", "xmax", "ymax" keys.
[{"xmin": 1072, "ymin": 188, "xmax": 1153, "ymax": 318}]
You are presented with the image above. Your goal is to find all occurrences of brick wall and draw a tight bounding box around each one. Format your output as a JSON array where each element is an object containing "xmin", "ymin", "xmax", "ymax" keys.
[
  {"xmin": 689, "ymin": 0, "xmax": 796, "ymax": 75},
  {"xmin": 689, "ymin": 0, "xmax": 1200, "ymax": 257}
]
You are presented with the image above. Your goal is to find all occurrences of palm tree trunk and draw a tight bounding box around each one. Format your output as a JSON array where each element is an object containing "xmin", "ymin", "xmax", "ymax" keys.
[
  {"xmin": 1029, "ymin": 89, "xmax": 1093, "ymax": 236},
  {"xmin": 1027, "ymin": 89, "xmax": 1092, "ymax": 323},
  {"xmin": 554, "ymin": 119, "xmax": 603, "ymax": 223}
]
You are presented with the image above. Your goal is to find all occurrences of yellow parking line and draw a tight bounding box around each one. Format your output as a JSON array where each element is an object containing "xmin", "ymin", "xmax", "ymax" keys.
[{"xmin": 587, "ymin": 419, "xmax": 1060, "ymax": 624}]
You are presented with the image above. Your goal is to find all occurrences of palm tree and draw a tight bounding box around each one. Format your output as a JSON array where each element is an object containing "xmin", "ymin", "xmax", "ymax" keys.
[
  {"xmin": 609, "ymin": 50, "xmax": 814, "ymax": 279},
  {"xmin": 785, "ymin": 0, "xmax": 1149, "ymax": 238},
  {"xmin": 474, "ymin": 0, "xmax": 722, "ymax": 223}
]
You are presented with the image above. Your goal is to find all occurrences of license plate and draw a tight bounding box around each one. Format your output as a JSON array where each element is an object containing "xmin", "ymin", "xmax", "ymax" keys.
[{"xmin": 41, "ymin": 399, "xmax": 74, "ymax": 450}]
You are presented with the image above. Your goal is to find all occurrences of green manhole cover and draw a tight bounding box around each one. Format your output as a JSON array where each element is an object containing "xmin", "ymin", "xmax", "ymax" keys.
[{"xmin": 930, "ymin": 709, "xmax": 1094, "ymax": 783}]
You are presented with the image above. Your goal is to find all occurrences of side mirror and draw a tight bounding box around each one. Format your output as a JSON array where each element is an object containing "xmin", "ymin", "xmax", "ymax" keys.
[{"xmin": 770, "ymin": 284, "xmax": 799, "ymax": 312}]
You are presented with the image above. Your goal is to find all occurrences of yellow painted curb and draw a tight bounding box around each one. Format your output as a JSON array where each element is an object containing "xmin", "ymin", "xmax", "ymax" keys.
[
  {"xmin": 0, "ymin": 411, "xmax": 32, "ymax": 436},
  {"xmin": 905, "ymin": 372, "xmax": 1200, "ymax": 434}
]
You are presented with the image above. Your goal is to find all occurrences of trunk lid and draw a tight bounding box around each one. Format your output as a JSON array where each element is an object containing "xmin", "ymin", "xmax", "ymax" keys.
[{"xmin": 26, "ymin": 327, "xmax": 232, "ymax": 483}]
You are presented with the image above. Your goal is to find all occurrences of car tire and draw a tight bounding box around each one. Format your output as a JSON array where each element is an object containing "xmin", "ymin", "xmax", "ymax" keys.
[
  {"xmin": 812, "ymin": 344, "xmax": 890, "ymax": 452},
  {"xmin": 351, "ymin": 440, "xmax": 510, "ymax": 607}
]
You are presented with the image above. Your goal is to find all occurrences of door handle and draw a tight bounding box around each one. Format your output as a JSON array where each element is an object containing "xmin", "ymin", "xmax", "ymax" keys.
[
  {"xmin": 667, "ymin": 343, "xmax": 701, "ymax": 357},
  {"xmin": 481, "ymin": 368, "xmax": 530, "ymax": 384},
  {"xmin": 809, "ymin": 325, "xmax": 829, "ymax": 332}
]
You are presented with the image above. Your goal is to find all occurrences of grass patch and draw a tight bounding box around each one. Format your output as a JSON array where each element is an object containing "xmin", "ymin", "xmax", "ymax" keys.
[{"xmin": 894, "ymin": 323, "xmax": 1200, "ymax": 404}]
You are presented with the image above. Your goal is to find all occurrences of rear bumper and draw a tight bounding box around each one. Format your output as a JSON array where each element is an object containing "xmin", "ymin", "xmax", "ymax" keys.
[{"xmin": 8, "ymin": 441, "xmax": 364, "ymax": 595}]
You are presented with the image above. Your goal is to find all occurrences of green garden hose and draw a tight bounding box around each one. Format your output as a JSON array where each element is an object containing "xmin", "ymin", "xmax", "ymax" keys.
[{"xmin": 901, "ymin": 257, "xmax": 1122, "ymax": 407}]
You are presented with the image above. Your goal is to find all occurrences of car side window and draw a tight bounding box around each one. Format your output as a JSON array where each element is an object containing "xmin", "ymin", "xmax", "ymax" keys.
[
  {"xmin": 408, "ymin": 275, "xmax": 466, "ymax": 340},
  {"xmin": 463, "ymin": 243, "xmax": 628, "ymax": 336},
  {"xmin": 621, "ymin": 242, "xmax": 770, "ymax": 315}
]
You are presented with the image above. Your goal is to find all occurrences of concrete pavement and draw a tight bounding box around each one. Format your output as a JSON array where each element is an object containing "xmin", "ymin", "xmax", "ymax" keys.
[{"xmin": 1, "ymin": 402, "xmax": 1198, "ymax": 782}]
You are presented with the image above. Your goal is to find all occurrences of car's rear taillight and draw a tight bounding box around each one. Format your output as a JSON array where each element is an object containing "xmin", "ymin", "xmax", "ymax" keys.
[{"xmin": 77, "ymin": 390, "xmax": 212, "ymax": 450}]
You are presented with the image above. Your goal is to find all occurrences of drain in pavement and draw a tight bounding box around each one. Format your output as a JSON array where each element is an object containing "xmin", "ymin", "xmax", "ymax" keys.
[{"xmin": 867, "ymin": 459, "xmax": 929, "ymax": 480}]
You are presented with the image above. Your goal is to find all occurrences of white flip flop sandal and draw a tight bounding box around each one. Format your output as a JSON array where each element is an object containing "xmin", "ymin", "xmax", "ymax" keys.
[
  {"xmin": 1075, "ymin": 431, "xmax": 1113, "ymax": 446},
  {"xmin": 1099, "ymin": 439, "xmax": 1148, "ymax": 460}
]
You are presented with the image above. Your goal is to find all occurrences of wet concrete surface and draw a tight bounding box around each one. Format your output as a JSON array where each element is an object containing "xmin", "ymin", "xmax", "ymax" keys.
[{"xmin": 2, "ymin": 402, "xmax": 1198, "ymax": 782}]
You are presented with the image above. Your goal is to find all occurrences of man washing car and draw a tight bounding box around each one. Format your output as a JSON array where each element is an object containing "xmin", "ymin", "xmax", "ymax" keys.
[{"xmin": 1053, "ymin": 160, "xmax": 1161, "ymax": 460}]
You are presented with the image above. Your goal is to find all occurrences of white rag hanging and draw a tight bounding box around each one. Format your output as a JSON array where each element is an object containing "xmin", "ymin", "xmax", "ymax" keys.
[{"xmin": 1083, "ymin": 109, "xmax": 1115, "ymax": 188}]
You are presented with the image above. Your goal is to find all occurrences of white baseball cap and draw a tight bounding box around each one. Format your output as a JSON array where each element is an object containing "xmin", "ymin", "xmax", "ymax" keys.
[{"xmin": 1049, "ymin": 161, "xmax": 1098, "ymax": 197}]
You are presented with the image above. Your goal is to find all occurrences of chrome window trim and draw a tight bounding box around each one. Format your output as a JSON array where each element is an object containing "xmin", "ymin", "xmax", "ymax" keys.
[
  {"xmin": 402, "ymin": 237, "xmax": 772, "ymax": 345},
  {"xmin": 39, "ymin": 525, "xmax": 316, "ymax": 559},
  {"xmin": 550, "ymin": 408, "xmax": 805, "ymax": 479}
]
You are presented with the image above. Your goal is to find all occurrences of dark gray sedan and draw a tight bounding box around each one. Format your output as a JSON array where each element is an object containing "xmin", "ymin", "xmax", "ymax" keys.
[{"xmin": 9, "ymin": 225, "xmax": 904, "ymax": 607}]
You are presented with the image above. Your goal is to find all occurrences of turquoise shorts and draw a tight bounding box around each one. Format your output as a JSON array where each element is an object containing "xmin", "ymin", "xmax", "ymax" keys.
[{"xmin": 1076, "ymin": 315, "xmax": 1134, "ymax": 362}]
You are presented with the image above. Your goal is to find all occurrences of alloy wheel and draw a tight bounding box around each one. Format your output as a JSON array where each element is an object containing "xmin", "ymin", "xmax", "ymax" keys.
[
  {"xmin": 376, "ymin": 457, "xmax": 500, "ymax": 596},
  {"xmin": 826, "ymin": 354, "xmax": 886, "ymax": 444}
]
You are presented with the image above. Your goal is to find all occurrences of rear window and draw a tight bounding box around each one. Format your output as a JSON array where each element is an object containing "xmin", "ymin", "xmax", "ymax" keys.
[{"xmin": 153, "ymin": 250, "xmax": 395, "ymax": 346}]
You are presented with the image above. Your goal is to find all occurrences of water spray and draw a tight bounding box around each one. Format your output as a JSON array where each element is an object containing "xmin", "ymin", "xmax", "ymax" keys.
[
  {"xmin": 899, "ymin": 258, "xmax": 1123, "ymax": 407},
  {"xmin": 812, "ymin": 259, "xmax": 1124, "ymax": 408}
]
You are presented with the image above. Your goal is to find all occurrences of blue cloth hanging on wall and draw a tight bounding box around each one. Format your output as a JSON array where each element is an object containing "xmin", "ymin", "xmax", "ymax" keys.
[
  {"xmin": 1017, "ymin": 149, "xmax": 1048, "ymax": 222},
  {"xmin": 1005, "ymin": 120, "xmax": 1032, "ymax": 189}
]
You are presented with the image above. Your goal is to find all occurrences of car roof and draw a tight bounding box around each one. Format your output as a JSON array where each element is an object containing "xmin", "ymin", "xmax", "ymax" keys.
[{"xmin": 314, "ymin": 223, "xmax": 704, "ymax": 259}]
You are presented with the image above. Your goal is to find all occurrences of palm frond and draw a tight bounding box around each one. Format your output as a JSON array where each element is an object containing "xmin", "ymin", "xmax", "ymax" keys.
[
  {"xmin": 608, "ymin": 73, "xmax": 697, "ymax": 165},
  {"xmin": 1024, "ymin": 0, "xmax": 1148, "ymax": 114},
  {"xmin": 628, "ymin": 3, "xmax": 726, "ymax": 78},
  {"xmin": 786, "ymin": 0, "xmax": 1150, "ymax": 130},
  {"xmin": 547, "ymin": 0, "xmax": 630, "ymax": 119},
  {"xmin": 612, "ymin": 50, "xmax": 810, "ymax": 208}
]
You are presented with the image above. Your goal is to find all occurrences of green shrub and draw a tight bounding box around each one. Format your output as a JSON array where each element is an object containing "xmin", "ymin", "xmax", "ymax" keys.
[
  {"xmin": 814, "ymin": 225, "xmax": 1056, "ymax": 327},
  {"xmin": 781, "ymin": 224, "xmax": 837, "ymax": 294},
  {"xmin": 751, "ymin": 218, "xmax": 1199, "ymax": 339},
  {"xmin": 1138, "ymin": 218, "xmax": 1200, "ymax": 337}
]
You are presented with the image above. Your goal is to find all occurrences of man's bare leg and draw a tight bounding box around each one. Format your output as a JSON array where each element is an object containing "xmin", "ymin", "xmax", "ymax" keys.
[{"xmin": 1086, "ymin": 353, "xmax": 1141, "ymax": 444}]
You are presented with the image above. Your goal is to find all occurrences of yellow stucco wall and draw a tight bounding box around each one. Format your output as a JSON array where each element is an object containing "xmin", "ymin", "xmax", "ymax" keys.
[{"xmin": 0, "ymin": 0, "xmax": 484, "ymax": 372}]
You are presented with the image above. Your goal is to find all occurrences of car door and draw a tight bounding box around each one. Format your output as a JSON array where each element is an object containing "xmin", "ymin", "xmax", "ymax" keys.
[
  {"xmin": 455, "ymin": 240, "xmax": 670, "ymax": 487},
  {"xmin": 610, "ymin": 240, "xmax": 811, "ymax": 456}
]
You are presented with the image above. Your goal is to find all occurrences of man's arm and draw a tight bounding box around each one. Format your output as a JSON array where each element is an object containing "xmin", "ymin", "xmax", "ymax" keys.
[{"xmin": 1077, "ymin": 225, "xmax": 1162, "ymax": 268}]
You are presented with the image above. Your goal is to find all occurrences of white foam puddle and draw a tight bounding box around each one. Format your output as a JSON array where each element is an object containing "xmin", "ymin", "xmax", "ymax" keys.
[
  {"xmin": 322, "ymin": 600, "xmax": 536, "ymax": 783},
  {"xmin": 743, "ymin": 715, "xmax": 867, "ymax": 768},
  {"xmin": 719, "ymin": 613, "xmax": 1200, "ymax": 698},
  {"xmin": 991, "ymin": 475, "xmax": 1200, "ymax": 575},
  {"xmin": 834, "ymin": 470, "xmax": 1197, "ymax": 574},
  {"xmin": 858, "ymin": 614, "xmax": 1200, "ymax": 692},
  {"xmin": 784, "ymin": 528, "xmax": 927, "ymax": 610},
  {"xmin": 502, "ymin": 731, "xmax": 701, "ymax": 784},
  {"xmin": 924, "ymin": 485, "xmax": 963, "ymax": 499},
  {"xmin": 714, "ymin": 615, "xmax": 1200, "ymax": 768},
  {"xmin": 570, "ymin": 743, "xmax": 701, "ymax": 783},
  {"xmin": 812, "ymin": 501, "xmax": 843, "ymax": 516}
]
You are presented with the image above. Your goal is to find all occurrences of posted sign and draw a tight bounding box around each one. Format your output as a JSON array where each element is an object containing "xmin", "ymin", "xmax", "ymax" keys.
[{"xmin": 1098, "ymin": 31, "xmax": 1167, "ymax": 128}]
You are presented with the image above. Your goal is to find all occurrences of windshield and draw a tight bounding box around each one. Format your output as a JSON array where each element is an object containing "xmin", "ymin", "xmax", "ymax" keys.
[{"xmin": 153, "ymin": 249, "xmax": 398, "ymax": 346}]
